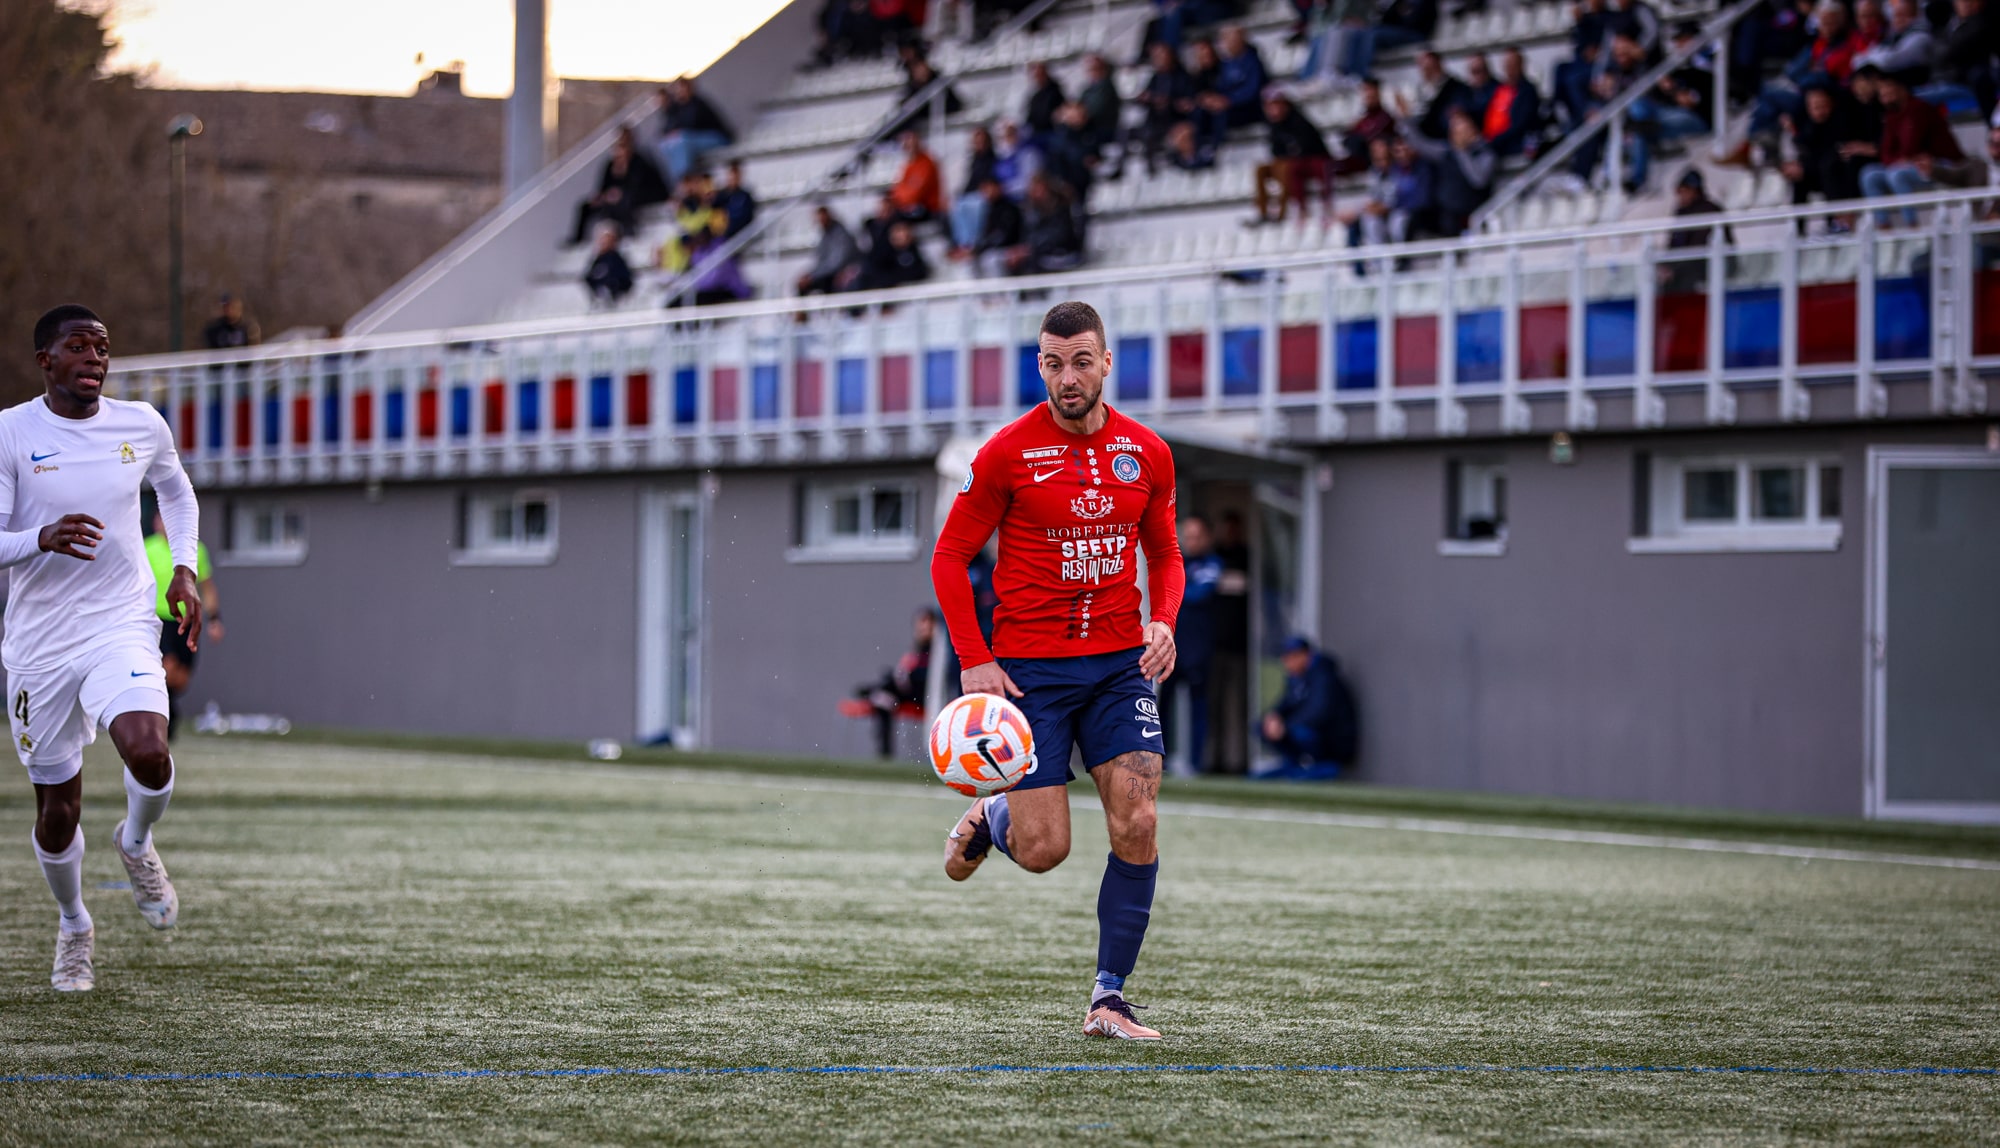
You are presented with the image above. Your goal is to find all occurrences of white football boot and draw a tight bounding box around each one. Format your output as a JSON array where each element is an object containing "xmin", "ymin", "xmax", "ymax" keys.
[
  {"xmin": 51, "ymin": 926, "xmax": 95, "ymax": 992},
  {"xmin": 113, "ymin": 819, "xmax": 179, "ymax": 929}
]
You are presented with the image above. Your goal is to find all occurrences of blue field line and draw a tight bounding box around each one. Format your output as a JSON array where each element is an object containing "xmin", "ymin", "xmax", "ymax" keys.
[{"xmin": 3, "ymin": 1063, "xmax": 1994, "ymax": 1086}]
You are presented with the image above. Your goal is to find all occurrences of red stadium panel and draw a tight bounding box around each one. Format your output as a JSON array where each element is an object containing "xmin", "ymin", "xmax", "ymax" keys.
[
  {"xmin": 292, "ymin": 394, "xmax": 311, "ymax": 445},
  {"xmin": 1799, "ymin": 283, "xmax": 1858, "ymax": 364},
  {"xmin": 626, "ymin": 372, "xmax": 650, "ymax": 426},
  {"xmin": 1278, "ymin": 325, "xmax": 1318, "ymax": 392},
  {"xmin": 417, "ymin": 388, "xmax": 439, "ymax": 438},
  {"xmin": 1394, "ymin": 315, "xmax": 1437, "ymax": 388},
  {"xmin": 970, "ymin": 347, "xmax": 1002, "ymax": 407},
  {"xmin": 1167, "ymin": 333, "xmax": 1203, "ymax": 398},
  {"xmin": 482, "ymin": 382, "xmax": 505, "ymax": 435},
  {"xmin": 880, "ymin": 354, "xmax": 911, "ymax": 413},
  {"xmin": 553, "ymin": 376, "xmax": 576, "ymax": 431},
  {"xmin": 1519, "ymin": 304, "xmax": 1567, "ymax": 379},
  {"xmin": 178, "ymin": 401, "xmax": 195, "ymax": 450},
  {"xmin": 1654, "ymin": 293, "xmax": 1707, "ymax": 373},
  {"xmin": 233, "ymin": 395, "xmax": 251, "ymax": 449},
  {"xmin": 712, "ymin": 367, "xmax": 740, "ymax": 423},
  {"xmin": 1975, "ymin": 270, "xmax": 2000, "ymax": 355},
  {"xmin": 795, "ymin": 359, "xmax": 824, "ymax": 418},
  {"xmin": 352, "ymin": 390, "xmax": 373, "ymax": 444}
]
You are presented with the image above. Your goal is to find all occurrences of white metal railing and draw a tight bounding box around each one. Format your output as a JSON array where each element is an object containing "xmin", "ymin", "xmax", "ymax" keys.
[{"xmin": 109, "ymin": 189, "xmax": 1997, "ymax": 488}]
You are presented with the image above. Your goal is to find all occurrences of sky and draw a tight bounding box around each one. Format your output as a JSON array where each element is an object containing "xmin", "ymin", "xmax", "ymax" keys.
[{"xmin": 92, "ymin": 0, "xmax": 794, "ymax": 95}]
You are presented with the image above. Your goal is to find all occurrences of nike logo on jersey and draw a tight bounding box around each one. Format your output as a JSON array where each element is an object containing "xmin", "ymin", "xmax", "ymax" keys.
[
  {"xmin": 130, "ymin": 671, "xmax": 152, "ymax": 678},
  {"xmin": 29, "ymin": 451, "xmax": 58, "ymax": 462},
  {"xmin": 1140, "ymin": 729, "xmax": 1162, "ymax": 738},
  {"xmin": 1031, "ymin": 467, "xmax": 1064, "ymax": 482}
]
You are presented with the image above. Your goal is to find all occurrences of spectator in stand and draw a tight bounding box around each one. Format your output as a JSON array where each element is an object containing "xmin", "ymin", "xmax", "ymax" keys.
[
  {"xmin": 1252, "ymin": 92, "xmax": 1335, "ymax": 224},
  {"xmin": 1342, "ymin": 135, "xmax": 1430, "ymax": 258},
  {"xmin": 1857, "ymin": 0, "xmax": 1940, "ymax": 82},
  {"xmin": 583, "ymin": 224, "xmax": 635, "ymax": 305},
  {"xmin": 1298, "ymin": 0, "xmax": 1377, "ymax": 91},
  {"xmin": 673, "ymin": 213, "xmax": 752, "ymax": 308},
  {"xmin": 1669, "ymin": 169, "xmax": 1733, "ymax": 246},
  {"xmin": 1164, "ymin": 120, "xmax": 1219, "ymax": 168},
  {"xmin": 1387, "ymin": 134, "xmax": 1438, "ymax": 237},
  {"xmin": 1165, "ymin": 515, "xmax": 1223, "ymax": 774},
  {"xmin": 1254, "ymin": 637, "xmax": 1359, "ymax": 781},
  {"xmin": 1861, "ymin": 64, "xmax": 1968, "ymax": 223},
  {"xmin": 1360, "ymin": 0, "xmax": 1440, "ymax": 77},
  {"xmin": 861, "ymin": 192, "xmax": 900, "ymax": 258},
  {"xmin": 1398, "ymin": 51, "xmax": 1473, "ymax": 140},
  {"xmin": 1462, "ymin": 53, "xmax": 1498, "ymax": 124},
  {"xmin": 1743, "ymin": 2, "xmax": 1862, "ymax": 154},
  {"xmin": 1608, "ymin": 0, "xmax": 1663, "ymax": 54},
  {"xmin": 711, "ymin": 160, "xmax": 757, "ymax": 239},
  {"xmin": 1555, "ymin": 0, "xmax": 1612, "ymax": 129},
  {"xmin": 1341, "ymin": 137, "xmax": 1398, "ymax": 252},
  {"xmin": 1630, "ymin": 22, "xmax": 1716, "ymax": 155},
  {"xmin": 570, "ymin": 126, "xmax": 669, "ymax": 246},
  {"xmin": 856, "ymin": 219, "xmax": 934, "ymax": 291},
  {"xmin": 1078, "ymin": 54, "xmax": 1125, "ymax": 169},
  {"xmin": 799, "ymin": 205, "xmax": 863, "ymax": 296},
  {"xmin": 1005, "ymin": 172, "xmax": 1085, "ymax": 275},
  {"xmin": 957, "ymin": 175, "xmax": 1025, "ymax": 275},
  {"xmin": 1567, "ymin": 30, "xmax": 1652, "ymax": 187},
  {"xmin": 854, "ymin": 608, "xmax": 936, "ymax": 759},
  {"xmin": 1407, "ymin": 106, "xmax": 1495, "ymax": 235},
  {"xmin": 658, "ymin": 78, "xmax": 735, "ymax": 186},
  {"xmin": 1336, "ymin": 76, "xmax": 1399, "ymax": 173},
  {"xmin": 1194, "ymin": 25, "xmax": 1268, "ymax": 150},
  {"xmin": 873, "ymin": 0, "xmax": 928, "ymax": 46},
  {"xmin": 1486, "ymin": 47, "xmax": 1543, "ymax": 157},
  {"xmin": 659, "ymin": 172, "xmax": 716, "ymax": 273},
  {"xmin": 1921, "ymin": 0, "xmax": 1998, "ymax": 114},
  {"xmin": 202, "ymin": 294, "xmax": 259, "ymax": 349},
  {"xmin": 1187, "ymin": 36, "xmax": 1222, "ymax": 104},
  {"xmin": 887, "ymin": 57, "xmax": 964, "ymax": 138},
  {"xmin": 1024, "ymin": 61, "xmax": 1067, "ymax": 136},
  {"xmin": 1136, "ymin": 40, "xmax": 1200, "ymax": 174},
  {"xmin": 1138, "ymin": 0, "xmax": 1240, "ymax": 59},
  {"xmin": 1043, "ymin": 101, "xmax": 1105, "ymax": 199},
  {"xmin": 1856, "ymin": 0, "xmax": 1891, "ymax": 53},
  {"xmin": 995, "ymin": 119, "xmax": 1044, "ymax": 199},
  {"xmin": 948, "ymin": 126, "xmax": 1000, "ymax": 249},
  {"xmin": 816, "ymin": 0, "xmax": 882, "ymax": 64},
  {"xmin": 1782, "ymin": 81, "xmax": 1869, "ymax": 215},
  {"xmin": 889, "ymin": 130, "xmax": 944, "ymax": 221}
]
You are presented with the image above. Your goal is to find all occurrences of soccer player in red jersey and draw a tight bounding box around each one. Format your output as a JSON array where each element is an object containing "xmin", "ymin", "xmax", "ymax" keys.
[{"xmin": 931, "ymin": 300, "xmax": 1185, "ymax": 1040}]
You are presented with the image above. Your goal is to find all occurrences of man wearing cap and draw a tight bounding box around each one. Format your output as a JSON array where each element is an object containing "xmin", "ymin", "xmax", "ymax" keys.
[{"xmin": 1255, "ymin": 636, "xmax": 1358, "ymax": 781}]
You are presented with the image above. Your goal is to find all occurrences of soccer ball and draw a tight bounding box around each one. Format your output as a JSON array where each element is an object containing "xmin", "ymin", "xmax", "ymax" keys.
[{"xmin": 927, "ymin": 693, "xmax": 1038, "ymax": 796}]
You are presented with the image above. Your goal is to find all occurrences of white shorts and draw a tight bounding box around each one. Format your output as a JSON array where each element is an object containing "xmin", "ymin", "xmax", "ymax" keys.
[{"xmin": 7, "ymin": 637, "xmax": 170, "ymax": 785}]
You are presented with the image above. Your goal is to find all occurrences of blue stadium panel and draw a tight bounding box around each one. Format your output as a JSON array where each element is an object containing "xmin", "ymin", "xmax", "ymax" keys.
[
  {"xmin": 1723, "ymin": 289, "xmax": 1782, "ymax": 369},
  {"xmin": 321, "ymin": 386, "xmax": 341, "ymax": 443},
  {"xmin": 1334, "ymin": 320, "xmax": 1377, "ymax": 390},
  {"xmin": 1015, "ymin": 345, "xmax": 1041, "ymax": 407},
  {"xmin": 752, "ymin": 364, "xmax": 781, "ymax": 421},
  {"xmin": 517, "ymin": 380, "xmax": 540, "ymax": 434},
  {"xmin": 1585, "ymin": 300, "xmax": 1637, "ymax": 377},
  {"xmin": 1457, "ymin": 311, "xmax": 1504, "ymax": 384},
  {"xmin": 1876, "ymin": 277, "xmax": 1931, "ymax": 360},
  {"xmin": 262, "ymin": 395, "xmax": 281, "ymax": 446},
  {"xmin": 589, "ymin": 374, "xmax": 615, "ymax": 429},
  {"xmin": 449, "ymin": 385, "xmax": 471, "ymax": 438},
  {"xmin": 206, "ymin": 395, "xmax": 222, "ymax": 450},
  {"xmin": 1221, "ymin": 328, "xmax": 1259, "ymax": 396},
  {"xmin": 673, "ymin": 367, "xmax": 697, "ymax": 425},
  {"xmin": 925, "ymin": 349, "xmax": 955, "ymax": 409},
  {"xmin": 1115, "ymin": 336, "xmax": 1150, "ymax": 402},
  {"xmin": 385, "ymin": 390, "xmax": 406, "ymax": 441},
  {"xmin": 836, "ymin": 358, "xmax": 866, "ymax": 415}
]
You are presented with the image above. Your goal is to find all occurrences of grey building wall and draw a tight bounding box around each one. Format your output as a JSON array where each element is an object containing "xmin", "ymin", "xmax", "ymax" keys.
[{"xmin": 1313, "ymin": 422, "xmax": 1993, "ymax": 817}]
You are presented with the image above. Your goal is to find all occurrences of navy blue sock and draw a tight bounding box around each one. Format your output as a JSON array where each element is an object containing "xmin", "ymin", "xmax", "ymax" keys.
[
  {"xmin": 986, "ymin": 794, "xmax": 1012, "ymax": 858},
  {"xmin": 1094, "ymin": 852, "xmax": 1158, "ymax": 1000}
]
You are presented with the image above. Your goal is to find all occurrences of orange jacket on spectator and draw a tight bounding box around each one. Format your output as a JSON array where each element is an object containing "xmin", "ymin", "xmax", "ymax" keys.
[
  {"xmin": 892, "ymin": 150, "xmax": 944, "ymax": 216},
  {"xmin": 1879, "ymin": 95, "xmax": 1964, "ymax": 168}
]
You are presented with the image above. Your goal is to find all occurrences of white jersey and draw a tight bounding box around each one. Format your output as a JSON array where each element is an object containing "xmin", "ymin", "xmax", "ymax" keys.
[{"xmin": 0, "ymin": 396, "xmax": 198, "ymax": 674}]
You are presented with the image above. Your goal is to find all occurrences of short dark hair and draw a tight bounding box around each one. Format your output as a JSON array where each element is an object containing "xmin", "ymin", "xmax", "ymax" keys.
[
  {"xmin": 34, "ymin": 305, "xmax": 101, "ymax": 353},
  {"xmin": 1040, "ymin": 301, "xmax": 1105, "ymax": 345}
]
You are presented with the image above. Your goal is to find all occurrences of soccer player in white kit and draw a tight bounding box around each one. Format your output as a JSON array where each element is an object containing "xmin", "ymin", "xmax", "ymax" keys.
[{"xmin": 4, "ymin": 306, "xmax": 203, "ymax": 992}]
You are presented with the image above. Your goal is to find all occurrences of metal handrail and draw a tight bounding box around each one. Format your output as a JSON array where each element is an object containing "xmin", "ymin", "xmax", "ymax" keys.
[
  {"xmin": 1470, "ymin": 0, "xmax": 1764, "ymax": 234},
  {"xmin": 662, "ymin": 0, "xmax": 1072, "ymax": 307}
]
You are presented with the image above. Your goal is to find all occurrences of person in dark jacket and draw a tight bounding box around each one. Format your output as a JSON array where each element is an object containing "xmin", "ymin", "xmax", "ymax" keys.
[
  {"xmin": 1783, "ymin": 82, "xmax": 1869, "ymax": 214},
  {"xmin": 1256, "ymin": 636, "xmax": 1359, "ymax": 780},
  {"xmin": 886, "ymin": 58, "xmax": 965, "ymax": 138},
  {"xmin": 570, "ymin": 127, "xmax": 670, "ymax": 245},
  {"xmin": 1406, "ymin": 107, "xmax": 1495, "ymax": 235},
  {"xmin": 1662, "ymin": 169, "xmax": 1733, "ymax": 294},
  {"xmin": 798, "ymin": 205, "xmax": 863, "ymax": 295},
  {"xmin": 1136, "ymin": 40, "xmax": 1200, "ymax": 174},
  {"xmin": 583, "ymin": 225, "xmax": 635, "ymax": 305},
  {"xmin": 1253, "ymin": 92, "xmax": 1334, "ymax": 223},
  {"xmin": 1920, "ymin": 0, "xmax": 1998, "ymax": 114},
  {"xmin": 658, "ymin": 77, "xmax": 735, "ymax": 185},
  {"xmin": 1860, "ymin": 64, "xmax": 1968, "ymax": 223},
  {"xmin": 1165, "ymin": 515, "xmax": 1224, "ymax": 773},
  {"xmin": 855, "ymin": 608, "xmax": 936, "ymax": 758},
  {"xmin": 1336, "ymin": 77, "xmax": 1399, "ymax": 174},
  {"xmin": 202, "ymin": 294, "xmax": 259, "ymax": 349},
  {"xmin": 1005, "ymin": 173, "xmax": 1085, "ymax": 274},
  {"xmin": 958, "ymin": 176, "xmax": 1027, "ymax": 276},
  {"xmin": 856, "ymin": 219, "xmax": 933, "ymax": 291},
  {"xmin": 710, "ymin": 160, "xmax": 757, "ymax": 239},
  {"xmin": 1399, "ymin": 50, "xmax": 1474, "ymax": 140},
  {"xmin": 1023, "ymin": 61, "xmax": 1068, "ymax": 136},
  {"xmin": 1078, "ymin": 54, "xmax": 1125, "ymax": 155},
  {"xmin": 1194, "ymin": 25, "xmax": 1268, "ymax": 149},
  {"xmin": 948, "ymin": 126, "xmax": 1001, "ymax": 250},
  {"xmin": 1486, "ymin": 47, "xmax": 1544, "ymax": 157}
]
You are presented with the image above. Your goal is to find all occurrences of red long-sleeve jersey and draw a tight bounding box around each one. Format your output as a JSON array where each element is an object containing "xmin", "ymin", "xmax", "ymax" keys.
[{"xmin": 931, "ymin": 402, "xmax": 1184, "ymax": 667}]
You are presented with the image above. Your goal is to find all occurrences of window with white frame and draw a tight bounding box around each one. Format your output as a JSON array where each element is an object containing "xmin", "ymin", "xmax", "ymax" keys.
[
  {"xmin": 791, "ymin": 478, "xmax": 920, "ymax": 561},
  {"xmin": 222, "ymin": 500, "xmax": 306, "ymax": 565},
  {"xmin": 1633, "ymin": 454, "xmax": 1842, "ymax": 552},
  {"xmin": 455, "ymin": 489, "xmax": 557, "ymax": 565},
  {"xmin": 1441, "ymin": 460, "xmax": 1508, "ymax": 555}
]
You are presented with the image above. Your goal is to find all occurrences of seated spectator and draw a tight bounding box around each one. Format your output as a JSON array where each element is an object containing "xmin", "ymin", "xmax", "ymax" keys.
[
  {"xmin": 1406, "ymin": 106, "xmax": 1494, "ymax": 235},
  {"xmin": 958, "ymin": 175, "xmax": 1025, "ymax": 275},
  {"xmin": 1783, "ymin": 82, "xmax": 1869, "ymax": 215},
  {"xmin": 1194, "ymin": 25, "xmax": 1268, "ymax": 149},
  {"xmin": 1341, "ymin": 136, "xmax": 1429, "ymax": 259},
  {"xmin": 1745, "ymin": 2, "xmax": 1862, "ymax": 151},
  {"xmin": 202, "ymin": 294, "xmax": 259, "ymax": 349},
  {"xmin": 1607, "ymin": 0, "xmax": 1663, "ymax": 54},
  {"xmin": 1629, "ymin": 22, "xmax": 1716, "ymax": 153},
  {"xmin": 1861, "ymin": 64, "xmax": 1968, "ymax": 223},
  {"xmin": 710, "ymin": 160, "xmax": 757, "ymax": 239},
  {"xmin": 1004, "ymin": 173, "xmax": 1085, "ymax": 275},
  {"xmin": 659, "ymin": 173, "xmax": 717, "ymax": 273},
  {"xmin": 799, "ymin": 205, "xmax": 863, "ymax": 296},
  {"xmin": 1856, "ymin": 0, "xmax": 1891, "ymax": 54},
  {"xmin": 813, "ymin": 0, "xmax": 875, "ymax": 66},
  {"xmin": 570, "ymin": 127, "xmax": 669, "ymax": 246},
  {"xmin": 1252, "ymin": 92, "xmax": 1334, "ymax": 224},
  {"xmin": 1138, "ymin": 0, "xmax": 1240, "ymax": 59},
  {"xmin": 1485, "ymin": 47, "xmax": 1543, "ymax": 157},
  {"xmin": 887, "ymin": 58, "xmax": 965, "ymax": 138},
  {"xmin": 674, "ymin": 213, "xmax": 752, "ymax": 308},
  {"xmin": 1164, "ymin": 120, "xmax": 1219, "ymax": 169},
  {"xmin": 1355, "ymin": 0, "xmax": 1439, "ymax": 77},
  {"xmin": 1555, "ymin": 0, "xmax": 1615, "ymax": 130},
  {"xmin": 1920, "ymin": 0, "xmax": 1997, "ymax": 115},
  {"xmin": 1298, "ymin": 0, "xmax": 1377, "ymax": 90},
  {"xmin": 861, "ymin": 193, "xmax": 900, "ymax": 257},
  {"xmin": 1043, "ymin": 102, "xmax": 1104, "ymax": 199},
  {"xmin": 1856, "ymin": 0, "xmax": 1940, "ymax": 84},
  {"xmin": 1336, "ymin": 76, "xmax": 1399, "ymax": 174},
  {"xmin": 856, "ymin": 219, "xmax": 934, "ymax": 291},
  {"xmin": 854, "ymin": 608, "xmax": 936, "ymax": 759},
  {"xmin": 873, "ymin": 0, "xmax": 928, "ymax": 46},
  {"xmin": 583, "ymin": 224, "xmax": 634, "ymax": 305},
  {"xmin": 1567, "ymin": 31, "xmax": 1653, "ymax": 188},
  {"xmin": 948, "ymin": 125, "xmax": 1000, "ymax": 250},
  {"xmin": 1077, "ymin": 54, "xmax": 1125, "ymax": 167},
  {"xmin": 1187, "ymin": 36, "xmax": 1222, "ymax": 106},
  {"xmin": 1254, "ymin": 637, "xmax": 1359, "ymax": 781},
  {"xmin": 1136, "ymin": 40, "xmax": 1200, "ymax": 174},
  {"xmin": 994, "ymin": 119, "xmax": 1044, "ymax": 199},
  {"xmin": 1024, "ymin": 61, "xmax": 1067, "ymax": 137},
  {"xmin": 889, "ymin": 130, "xmax": 944, "ymax": 221},
  {"xmin": 658, "ymin": 77, "xmax": 735, "ymax": 186},
  {"xmin": 1398, "ymin": 51, "xmax": 1473, "ymax": 140},
  {"xmin": 1462, "ymin": 53, "xmax": 1498, "ymax": 125}
]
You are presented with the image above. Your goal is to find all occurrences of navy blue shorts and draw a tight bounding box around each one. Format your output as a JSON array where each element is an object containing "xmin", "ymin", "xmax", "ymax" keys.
[{"xmin": 999, "ymin": 648, "xmax": 1162, "ymax": 791}]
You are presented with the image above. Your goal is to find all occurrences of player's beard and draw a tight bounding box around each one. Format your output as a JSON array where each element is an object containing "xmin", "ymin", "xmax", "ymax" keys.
[{"xmin": 1047, "ymin": 380, "xmax": 1101, "ymax": 421}]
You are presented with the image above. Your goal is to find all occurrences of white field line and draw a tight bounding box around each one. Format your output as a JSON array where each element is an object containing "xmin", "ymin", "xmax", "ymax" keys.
[{"xmin": 309, "ymin": 748, "xmax": 2000, "ymax": 874}]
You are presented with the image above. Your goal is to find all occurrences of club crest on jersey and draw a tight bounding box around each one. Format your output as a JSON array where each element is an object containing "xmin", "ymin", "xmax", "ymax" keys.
[
  {"xmin": 1111, "ymin": 454, "xmax": 1141, "ymax": 483},
  {"xmin": 118, "ymin": 442, "xmax": 137, "ymax": 464},
  {"xmin": 960, "ymin": 467, "xmax": 973, "ymax": 494},
  {"xmin": 1070, "ymin": 488, "xmax": 1115, "ymax": 520}
]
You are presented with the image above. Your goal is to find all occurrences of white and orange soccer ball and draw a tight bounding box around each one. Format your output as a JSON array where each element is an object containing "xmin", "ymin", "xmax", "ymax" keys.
[{"xmin": 927, "ymin": 693, "xmax": 1038, "ymax": 796}]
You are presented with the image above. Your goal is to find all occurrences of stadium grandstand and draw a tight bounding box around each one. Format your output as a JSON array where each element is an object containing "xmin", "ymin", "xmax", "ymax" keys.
[{"xmin": 104, "ymin": 0, "xmax": 1999, "ymax": 823}]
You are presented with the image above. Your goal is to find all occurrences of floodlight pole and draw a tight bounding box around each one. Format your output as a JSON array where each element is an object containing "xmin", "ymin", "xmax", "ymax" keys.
[
  {"xmin": 167, "ymin": 115, "xmax": 202, "ymax": 352},
  {"xmin": 506, "ymin": 0, "xmax": 557, "ymax": 195}
]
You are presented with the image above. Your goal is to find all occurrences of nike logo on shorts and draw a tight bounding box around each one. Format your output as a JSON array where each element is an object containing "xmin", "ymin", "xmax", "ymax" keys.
[{"xmin": 1140, "ymin": 729, "xmax": 1161, "ymax": 738}]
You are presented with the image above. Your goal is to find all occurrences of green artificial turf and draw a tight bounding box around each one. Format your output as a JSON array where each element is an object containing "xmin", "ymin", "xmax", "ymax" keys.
[{"xmin": 1, "ymin": 738, "xmax": 1995, "ymax": 1146}]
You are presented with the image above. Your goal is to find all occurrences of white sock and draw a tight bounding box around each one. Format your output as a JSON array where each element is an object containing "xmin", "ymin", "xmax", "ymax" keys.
[
  {"xmin": 121, "ymin": 764, "xmax": 174, "ymax": 855},
  {"xmin": 34, "ymin": 827, "xmax": 92, "ymax": 934}
]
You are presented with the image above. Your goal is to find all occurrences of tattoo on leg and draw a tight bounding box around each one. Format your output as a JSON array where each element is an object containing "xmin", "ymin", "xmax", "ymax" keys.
[{"xmin": 1102, "ymin": 751, "xmax": 1163, "ymax": 803}]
